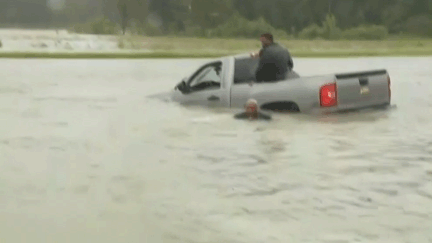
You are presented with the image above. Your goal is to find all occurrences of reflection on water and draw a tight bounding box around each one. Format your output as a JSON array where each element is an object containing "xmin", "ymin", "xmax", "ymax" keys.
[{"xmin": 0, "ymin": 57, "xmax": 432, "ymax": 243}]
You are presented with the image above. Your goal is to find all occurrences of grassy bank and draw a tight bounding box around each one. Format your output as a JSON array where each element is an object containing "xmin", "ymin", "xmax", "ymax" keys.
[
  {"xmin": 1, "ymin": 49, "xmax": 432, "ymax": 59},
  {"xmin": 1, "ymin": 37, "xmax": 432, "ymax": 58},
  {"xmin": 0, "ymin": 51, "xmax": 229, "ymax": 59}
]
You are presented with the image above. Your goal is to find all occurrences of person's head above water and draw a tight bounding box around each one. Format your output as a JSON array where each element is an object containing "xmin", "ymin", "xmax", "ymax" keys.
[
  {"xmin": 234, "ymin": 98, "xmax": 271, "ymax": 120},
  {"xmin": 260, "ymin": 33, "xmax": 273, "ymax": 47},
  {"xmin": 245, "ymin": 99, "xmax": 259, "ymax": 117}
]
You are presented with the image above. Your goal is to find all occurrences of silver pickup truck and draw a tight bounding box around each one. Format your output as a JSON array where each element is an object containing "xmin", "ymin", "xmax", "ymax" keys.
[{"xmin": 167, "ymin": 54, "xmax": 391, "ymax": 114}]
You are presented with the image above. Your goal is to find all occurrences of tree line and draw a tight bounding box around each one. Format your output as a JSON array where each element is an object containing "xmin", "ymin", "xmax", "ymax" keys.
[{"xmin": 1, "ymin": 0, "xmax": 432, "ymax": 37}]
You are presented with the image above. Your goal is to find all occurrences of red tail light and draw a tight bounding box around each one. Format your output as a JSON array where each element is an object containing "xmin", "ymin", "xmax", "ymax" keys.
[
  {"xmin": 387, "ymin": 75, "xmax": 391, "ymax": 100},
  {"xmin": 320, "ymin": 83, "xmax": 337, "ymax": 107}
]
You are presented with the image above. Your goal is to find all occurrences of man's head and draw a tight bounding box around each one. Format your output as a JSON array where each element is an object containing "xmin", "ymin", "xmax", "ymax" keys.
[
  {"xmin": 260, "ymin": 33, "xmax": 273, "ymax": 47},
  {"xmin": 245, "ymin": 99, "xmax": 259, "ymax": 117}
]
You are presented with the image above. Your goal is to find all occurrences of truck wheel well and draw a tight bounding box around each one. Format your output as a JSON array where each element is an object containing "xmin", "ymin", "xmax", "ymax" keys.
[{"xmin": 260, "ymin": 101, "xmax": 300, "ymax": 112}]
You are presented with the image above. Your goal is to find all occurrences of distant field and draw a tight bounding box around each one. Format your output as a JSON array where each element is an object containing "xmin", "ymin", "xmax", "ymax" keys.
[
  {"xmin": 1, "ymin": 34, "xmax": 432, "ymax": 58},
  {"xmin": 104, "ymin": 36, "xmax": 432, "ymax": 57},
  {"xmin": 131, "ymin": 36, "xmax": 432, "ymax": 52}
]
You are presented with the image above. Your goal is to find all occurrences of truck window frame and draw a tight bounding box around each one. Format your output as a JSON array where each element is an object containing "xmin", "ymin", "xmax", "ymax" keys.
[{"xmin": 185, "ymin": 61, "xmax": 223, "ymax": 93}]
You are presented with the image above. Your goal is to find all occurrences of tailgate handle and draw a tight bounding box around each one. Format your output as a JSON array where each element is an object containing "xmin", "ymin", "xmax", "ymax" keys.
[{"xmin": 359, "ymin": 77, "xmax": 369, "ymax": 86}]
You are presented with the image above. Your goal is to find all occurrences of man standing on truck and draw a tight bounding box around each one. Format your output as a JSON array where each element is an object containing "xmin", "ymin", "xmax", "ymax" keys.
[
  {"xmin": 234, "ymin": 99, "xmax": 272, "ymax": 121},
  {"xmin": 251, "ymin": 33, "xmax": 294, "ymax": 82}
]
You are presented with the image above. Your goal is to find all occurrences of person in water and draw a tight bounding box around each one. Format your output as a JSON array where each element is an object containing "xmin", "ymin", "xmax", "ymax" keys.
[
  {"xmin": 250, "ymin": 33, "xmax": 294, "ymax": 82},
  {"xmin": 234, "ymin": 99, "xmax": 272, "ymax": 120}
]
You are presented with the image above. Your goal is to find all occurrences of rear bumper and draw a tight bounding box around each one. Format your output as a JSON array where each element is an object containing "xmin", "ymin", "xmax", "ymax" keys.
[{"xmin": 312, "ymin": 102, "xmax": 391, "ymax": 114}]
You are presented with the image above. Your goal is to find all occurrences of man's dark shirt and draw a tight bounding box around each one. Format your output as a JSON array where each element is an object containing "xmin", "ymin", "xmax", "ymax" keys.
[
  {"xmin": 255, "ymin": 43, "xmax": 293, "ymax": 82},
  {"xmin": 234, "ymin": 112, "xmax": 272, "ymax": 120}
]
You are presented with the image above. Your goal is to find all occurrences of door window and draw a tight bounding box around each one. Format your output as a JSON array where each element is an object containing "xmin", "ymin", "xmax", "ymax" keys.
[
  {"xmin": 233, "ymin": 57, "xmax": 259, "ymax": 84},
  {"xmin": 187, "ymin": 62, "xmax": 222, "ymax": 92}
]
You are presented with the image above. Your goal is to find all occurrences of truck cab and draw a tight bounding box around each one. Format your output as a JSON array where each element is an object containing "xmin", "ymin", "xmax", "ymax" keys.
[{"xmin": 171, "ymin": 55, "xmax": 302, "ymax": 109}]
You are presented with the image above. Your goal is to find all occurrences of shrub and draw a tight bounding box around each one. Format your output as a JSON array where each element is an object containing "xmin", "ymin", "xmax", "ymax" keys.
[
  {"xmin": 122, "ymin": 20, "xmax": 164, "ymax": 36},
  {"xmin": 117, "ymin": 38, "xmax": 126, "ymax": 49},
  {"xmin": 341, "ymin": 25, "xmax": 388, "ymax": 40},
  {"xmin": 141, "ymin": 24, "xmax": 164, "ymax": 36},
  {"xmin": 298, "ymin": 24, "xmax": 324, "ymax": 40},
  {"xmin": 403, "ymin": 15, "xmax": 432, "ymax": 37},
  {"xmin": 321, "ymin": 14, "xmax": 342, "ymax": 40},
  {"xmin": 298, "ymin": 14, "xmax": 341, "ymax": 40},
  {"xmin": 72, "ymin": 18, "xmax": 119, "ymax": 35},
  {"xmin": 299, "ymin": 19, "xmax": 388, "ymax": 41},
  {"xmin": 207, "ymin": 13, "xmax": 290, "ymax": 39},
  {"xmin": 117, "ymin": 35, "xmax": 148, "ymax": 50}
]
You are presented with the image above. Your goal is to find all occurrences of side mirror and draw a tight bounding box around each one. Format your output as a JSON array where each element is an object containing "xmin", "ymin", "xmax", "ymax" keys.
[
  {"xmin": 175, "ymin": 77, "xmax": 186, "ymax": 90},
  {"xmin": 175, "ymin": 80, "xmax": 190, "ymax": 94}
]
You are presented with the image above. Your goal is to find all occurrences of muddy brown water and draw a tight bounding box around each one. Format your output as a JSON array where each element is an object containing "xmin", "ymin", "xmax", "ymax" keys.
[{"xmin": 0, "ymin": 57, "xmax": 432, "ymax": 243}]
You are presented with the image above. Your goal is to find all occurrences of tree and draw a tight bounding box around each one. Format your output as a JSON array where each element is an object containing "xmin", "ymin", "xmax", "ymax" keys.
[
  {"xmin": 117, "ymin": 0, "xmax": 129, "ymax": 34},
  {"xmin": 190, "ymin": 0, "xmax": 233, "ymax": 30},
  {"xmin": 115, "ymin": 0, "xmax": 150, "ymax": 34}
]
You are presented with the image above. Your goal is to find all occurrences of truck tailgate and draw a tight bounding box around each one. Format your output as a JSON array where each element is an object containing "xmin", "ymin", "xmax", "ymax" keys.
[{"xmin": 335, "ymin": 69, "xmax": 391, "ymax": 110}]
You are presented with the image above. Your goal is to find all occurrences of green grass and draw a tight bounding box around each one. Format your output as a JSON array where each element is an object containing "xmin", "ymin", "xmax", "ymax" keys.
[
  {"xmin": 1, "ymin": 49, "xmax": 432, "ymax": 59},
  {"xmin": 1, "ymin": 36, "xmax": 432, "ymax": 58}
]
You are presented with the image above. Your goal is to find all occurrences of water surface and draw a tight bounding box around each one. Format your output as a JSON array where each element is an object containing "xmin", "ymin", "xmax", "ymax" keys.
[{"xmin": 1, "ymin": 57, "xmax": 432, "ymax": 243}]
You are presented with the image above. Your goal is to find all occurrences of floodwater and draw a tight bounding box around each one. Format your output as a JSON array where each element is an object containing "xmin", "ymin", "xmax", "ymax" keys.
[{"xmin": 1, "ymin": 57, "xmax": 432, "ymax": 243}]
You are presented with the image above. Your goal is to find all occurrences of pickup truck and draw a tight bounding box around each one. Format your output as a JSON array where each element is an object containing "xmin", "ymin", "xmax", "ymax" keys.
[{"xmin": 167, "ymin": 53, "xmax": 391, "ymax": 114}]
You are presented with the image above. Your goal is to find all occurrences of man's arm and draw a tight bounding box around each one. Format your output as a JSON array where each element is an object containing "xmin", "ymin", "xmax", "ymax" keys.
[
  {"xmin": 234, "ymin": 112, "xmax": 248, "ymax": 119},
  {"xmin": 250, "ymin": 49, "xmax": 263, "ymax": 59},
  {"xmin": 258, "ymin": 112, "xmax": 272, "ymax": 120},
  {"xmin": 286, "ymin": 49, "xmax": 294, "ymax": 70},
  {"xmin": 255, "ymin": 57, "xmax": 266, "ymax": 82},
  {"xmin": 288, "ymin": 55, "xmax": 293, "ymax": 70}
]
